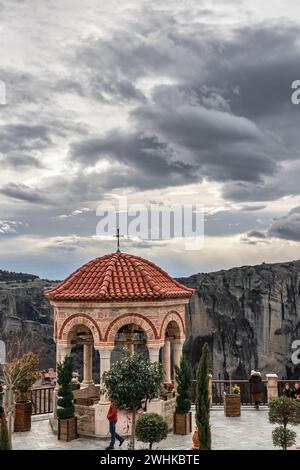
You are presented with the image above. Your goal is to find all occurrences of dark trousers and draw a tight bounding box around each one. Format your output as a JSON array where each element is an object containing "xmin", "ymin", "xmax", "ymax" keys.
[{"xmin": 109, "ymin": 420, "xmax": 122, "ymax": 448}]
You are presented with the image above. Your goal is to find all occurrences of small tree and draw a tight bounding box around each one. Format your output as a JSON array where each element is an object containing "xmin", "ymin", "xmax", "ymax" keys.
[
  {"xmin": 1, "ymin": 352, "xmax": 39, "ymax": 449},
  {"xmin": 136, "ymin": 412, "xmax": 168, "ymax": 449},
  {"xmin": 196, "ymin": 343, "xmax": 211, "ymax": 450},
  {"xmin": 103, "ymin": 353, "xmax": 163, "ymax": 450},
  {"xmin": 56, "ymin": 356, "xmax": 75, "ymax": 420},
  {"xmin": 268, "ymin": 396, "xmax": 300, "ymax": 450},
  {"xmin": 0, "ymin": 406, "xmax": 9, "ymax": 450},
  {"xmin": 175, "ymin": 356, "xmax": 193, "ymax": 414}
]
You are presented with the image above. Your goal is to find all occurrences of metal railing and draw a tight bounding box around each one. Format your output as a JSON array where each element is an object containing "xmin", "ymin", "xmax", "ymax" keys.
[
  {"xmin": 31, "ymin": 386, "xmax": 54, "ymax": 415},
  {"xmin": 192, "ymin": 379, "xmax": 268, "ymax": 406}
]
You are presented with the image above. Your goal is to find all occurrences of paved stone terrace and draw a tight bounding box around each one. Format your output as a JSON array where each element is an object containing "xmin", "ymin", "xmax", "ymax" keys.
[{"xmin": 12, "ymin": 408, "xmax": 300, "ymax": 450}]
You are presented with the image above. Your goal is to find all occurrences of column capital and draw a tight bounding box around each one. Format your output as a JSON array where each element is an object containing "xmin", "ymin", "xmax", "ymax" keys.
[
  {"xmin": 94, "ymin": 345, "xmax": 114, "ymax": 354},
  {"xmin": 172, "ymin": 340, "xmax": 185, "ymax": 350},
  {"xmin": 148, "ymin": 343, "xmax": 164, "ymax": 351}
]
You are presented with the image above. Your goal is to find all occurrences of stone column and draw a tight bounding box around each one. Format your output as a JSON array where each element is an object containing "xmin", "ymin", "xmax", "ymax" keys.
[
  {"xmin": 96, "ymin": 347, "xmax": 113, "ymax": 382},
  {"xmin": 172, "ymin": 341, "xmax": 184, "ymax": 388},
  {"xmin": 173, "ymin": 341, "xmax": 184, "ymax": 369},
  {"xmin": 163, "ymin": 339, "xmax": 171, "ymax": 383},
  {"xmin": 148, "ymin": 344, "xmax": 161, "ymax": 363},
  {"xmin": 59, "ymin": 345, "xmax": 72, "ymax": 364},
  {"xmin": 266, "ymin": 373, "xmax": 278, "ymax": 402},
  {"xmin": 82, "ymin": 344, "xmax": 94, "ymax": 386}
]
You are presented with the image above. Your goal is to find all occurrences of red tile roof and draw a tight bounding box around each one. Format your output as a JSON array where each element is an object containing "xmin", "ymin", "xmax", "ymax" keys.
[{"xmin": 45, "ymin": 252, "xmax": 194, "ymax": 302}]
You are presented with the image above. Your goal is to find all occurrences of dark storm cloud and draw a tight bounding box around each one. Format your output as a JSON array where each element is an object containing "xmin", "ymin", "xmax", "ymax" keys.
[
  {"xmin": 64, "ymin": 17, "xmax": 300, "ymax": 198},
  {"xmin": 0, "ymin": 124, "xmax": 51, "ymax": 154},
  {"xmin": 268, "ymin": 207, "xmax": 300, "ymax": 241},
  {"xmin": 247, "ymin": 230, "xmax": 267, "ymax": 239},
  {"xmin": 0, "ymin": 183, "xmax": 50, "ymax": 204},
  {"xmin": 70, "ymin": 131, "xmax": 199, "ymax": 190},
  {"xmin": 1, "ymin": 154, "xmax": 43, "ymax": 169}
]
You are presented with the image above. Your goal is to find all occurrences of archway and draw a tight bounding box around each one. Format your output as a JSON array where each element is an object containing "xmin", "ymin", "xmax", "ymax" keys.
[
  {"xmin": 162, "ymin": 319, "xmax": 183, "ymax": 384},
  {"xmin": 111, "ymin": 323, "xmax": 149, "ymax": 366},
  {"xmin": 66, "ymin": 323, "xmax": 96, "ymax": 386}
]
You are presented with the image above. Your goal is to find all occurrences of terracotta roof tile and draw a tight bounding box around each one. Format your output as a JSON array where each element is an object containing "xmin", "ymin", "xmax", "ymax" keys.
[{"xmin": 45, "ymin": 251, "xmax": 194, "ymax": 302}]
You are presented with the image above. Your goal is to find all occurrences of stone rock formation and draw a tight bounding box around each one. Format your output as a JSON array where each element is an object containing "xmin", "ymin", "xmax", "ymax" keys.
[
  {"xmin": 178, "ymin": 260, "xmax": 300, "ymax": 379},
  {"xmin": 1, "ymin": 260, "xmax": 300, "ymax": 380},
  {"xmin": 0, "ymin": 271, "xmax": 55, "ymax": 369}
]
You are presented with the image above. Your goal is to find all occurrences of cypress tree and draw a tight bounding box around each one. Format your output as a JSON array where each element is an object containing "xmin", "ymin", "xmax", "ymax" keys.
[
  {"xmin": 175, "ymin": 356, "xmax": 193, "ymax": 414},
  {"xmin": 196, "ymin": 343, "xmax": 211, "ymax": 450},
  {"xmin": 57, "ymin": 356, "xmax": 75, "ymax": 420}
]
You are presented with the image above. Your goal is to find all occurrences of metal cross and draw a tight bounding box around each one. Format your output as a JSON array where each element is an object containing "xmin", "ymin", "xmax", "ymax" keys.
[{"xmin": 114, "ymin": 228, "xmax": 121, "ymax": 252}]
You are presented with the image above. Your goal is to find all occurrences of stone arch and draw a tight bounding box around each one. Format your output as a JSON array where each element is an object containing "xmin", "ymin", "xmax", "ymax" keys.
[
  {"xmin": 159, "ymin": 311, "xmax": 185, "ymax": 340},
  {"xmin": 58, "ymin": 313, "xmax": 102, "ymax": 345},
  {"xmin": 105, "ymin": 313, "xmax": 158, "ymax": 343}
]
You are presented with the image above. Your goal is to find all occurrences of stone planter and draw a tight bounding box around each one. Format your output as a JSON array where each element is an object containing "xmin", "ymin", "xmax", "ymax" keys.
[
  {"xmin": 224, "ymin": 393, "xmax": 241, "ymax": 417},
  {"xmin": 14, "ymin": 401, "xmax": 32, "ymax": 432},
  {"xmin": 58, "ymin": 416, "xmax": 78, "ymax": 441},
  {"xmin": 173, "ymin": 411, "xmax": 192, "ymax": 435}
]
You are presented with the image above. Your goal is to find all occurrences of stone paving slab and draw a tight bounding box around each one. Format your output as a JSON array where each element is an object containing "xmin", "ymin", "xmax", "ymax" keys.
[{"xmin": 12, "ymin": 408, "xmax": 300, "ymax": 450}]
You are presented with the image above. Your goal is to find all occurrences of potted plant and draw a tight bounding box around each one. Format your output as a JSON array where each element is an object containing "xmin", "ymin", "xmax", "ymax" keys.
[
  {"xmin": 57, "ymin": 356, "xmax": 77, "ymax": 441},
  {"xmin": 174, "ymin": 356, "xmax": 193, "ymax": 435},
  {"xmin": 136, "ymin": 412, "xmax": 168, "ymax": 449},
  {"xmin": 13, "ymin": 352, "xmax": 39, "ymax": 432},
  {"xmin": 224, "ymin": 384, "xmax": 241, "ymax": 417}
]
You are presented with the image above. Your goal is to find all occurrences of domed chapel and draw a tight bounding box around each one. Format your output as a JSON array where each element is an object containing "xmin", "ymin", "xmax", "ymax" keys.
[{"xmin": 45, "ymin": 250, "xmax": 194, "ymax": 436}]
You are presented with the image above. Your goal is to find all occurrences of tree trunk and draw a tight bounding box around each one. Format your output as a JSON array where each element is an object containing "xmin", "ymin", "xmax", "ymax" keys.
[
  {"xmin": 130, "ymin": 408, "xmax": 136, "ymax": 450},
  {"xmin": 7, "ymin": 386, "xmax": 13, "ymax": 450},
  {"xmin": 149, "ymin": 442, "xmax": 153, "ymax": 450},
  {"xmin": 283, "ymin": 423, "xmax": 287, "ymax": 451}
]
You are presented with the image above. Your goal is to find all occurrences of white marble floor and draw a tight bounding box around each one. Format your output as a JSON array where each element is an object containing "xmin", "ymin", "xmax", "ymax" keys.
[{"xmin": 11, "ymin": 407, "xmax": 300, "ymax": 450}]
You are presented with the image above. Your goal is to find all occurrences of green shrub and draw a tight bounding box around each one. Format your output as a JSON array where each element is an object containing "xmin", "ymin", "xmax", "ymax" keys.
[
  {"xmin": 196, "ymin": 343, "xmax": 211, "ymax": 450},
  {"xmin": 57, "ymin": 356, "xmax": 75, "ymax": 420},
  {"xmin": 175, "ymin": 356, "xmax": 192, "ymax": 414},
  {"xmin": 268, "ymin": 396, "xmax": 300, "ymax": 450},
  {"xmin": 136, "ymin": 412, "xmax": 168, "ymax": 449}
]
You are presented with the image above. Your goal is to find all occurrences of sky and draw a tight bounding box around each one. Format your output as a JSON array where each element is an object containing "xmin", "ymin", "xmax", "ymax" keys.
[{"xmin": 0, "ymin": 0, "xmax": 300, "ymax": 279}]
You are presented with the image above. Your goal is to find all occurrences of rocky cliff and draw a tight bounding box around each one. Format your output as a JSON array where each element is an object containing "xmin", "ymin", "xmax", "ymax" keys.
[
  {"xmin": 178, "ymin": 260, "xmax": 300, "ymax": 380},
  {"xmin": 1, "ymin": 261, "xmax": 300, "ymax": 380},
  {"xmin": 0, "ymin": 272, "xmax": 56, "ymax": 369}
]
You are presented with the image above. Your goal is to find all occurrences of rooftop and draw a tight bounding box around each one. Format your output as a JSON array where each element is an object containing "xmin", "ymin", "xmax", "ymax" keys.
[{"xmin": 45, "ymin": 251, "xmax": 194, "ymax": 302}]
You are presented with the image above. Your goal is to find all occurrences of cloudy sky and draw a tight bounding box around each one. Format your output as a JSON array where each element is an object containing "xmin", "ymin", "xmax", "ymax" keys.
[{"xmin": 1, "ymin": 0, "xmax": 300, "ymax": 279}]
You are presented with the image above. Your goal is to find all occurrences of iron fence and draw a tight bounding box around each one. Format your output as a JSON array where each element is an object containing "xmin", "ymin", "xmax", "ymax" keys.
[
  {"xmin": 192, "ymin": 379, "xmax": 267, "ymax": 406},
  {"xmin": 31, "ymin": 386, "xmax": 54, "ymax": 415}
]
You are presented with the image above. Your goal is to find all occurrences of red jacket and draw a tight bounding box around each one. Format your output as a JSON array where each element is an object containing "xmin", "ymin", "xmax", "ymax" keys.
[{"xmin": 107, "ymin": 404, "xmax": 118, "ymax": 422}]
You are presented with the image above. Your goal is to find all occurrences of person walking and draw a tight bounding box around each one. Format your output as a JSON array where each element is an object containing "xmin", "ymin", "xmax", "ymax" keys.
[
  {"xmin": 105, "ymin": 400, "xmax": 125, "ymax": 450},
  {"xmin": 249, "ymin": 370, "xmax": 263, "ymax": 410}
]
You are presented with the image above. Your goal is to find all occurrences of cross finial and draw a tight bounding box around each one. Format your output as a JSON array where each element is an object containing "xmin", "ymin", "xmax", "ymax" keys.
[{"xmin": 114, "ymin": 228, "xmax": 121, "ymax": 252}]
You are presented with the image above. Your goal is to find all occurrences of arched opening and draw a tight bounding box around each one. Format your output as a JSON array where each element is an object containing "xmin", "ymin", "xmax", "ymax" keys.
[
  {"xmin": 67, "ymin": 323, "xmax": 98, "ymax": 385},
  {"xmin": 111, "ymin": 323, "xmax": 149, "ymax": 365},
  {"xmin": 163, "ymin": 320, "xmax": 182, "ymax": 385}
]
